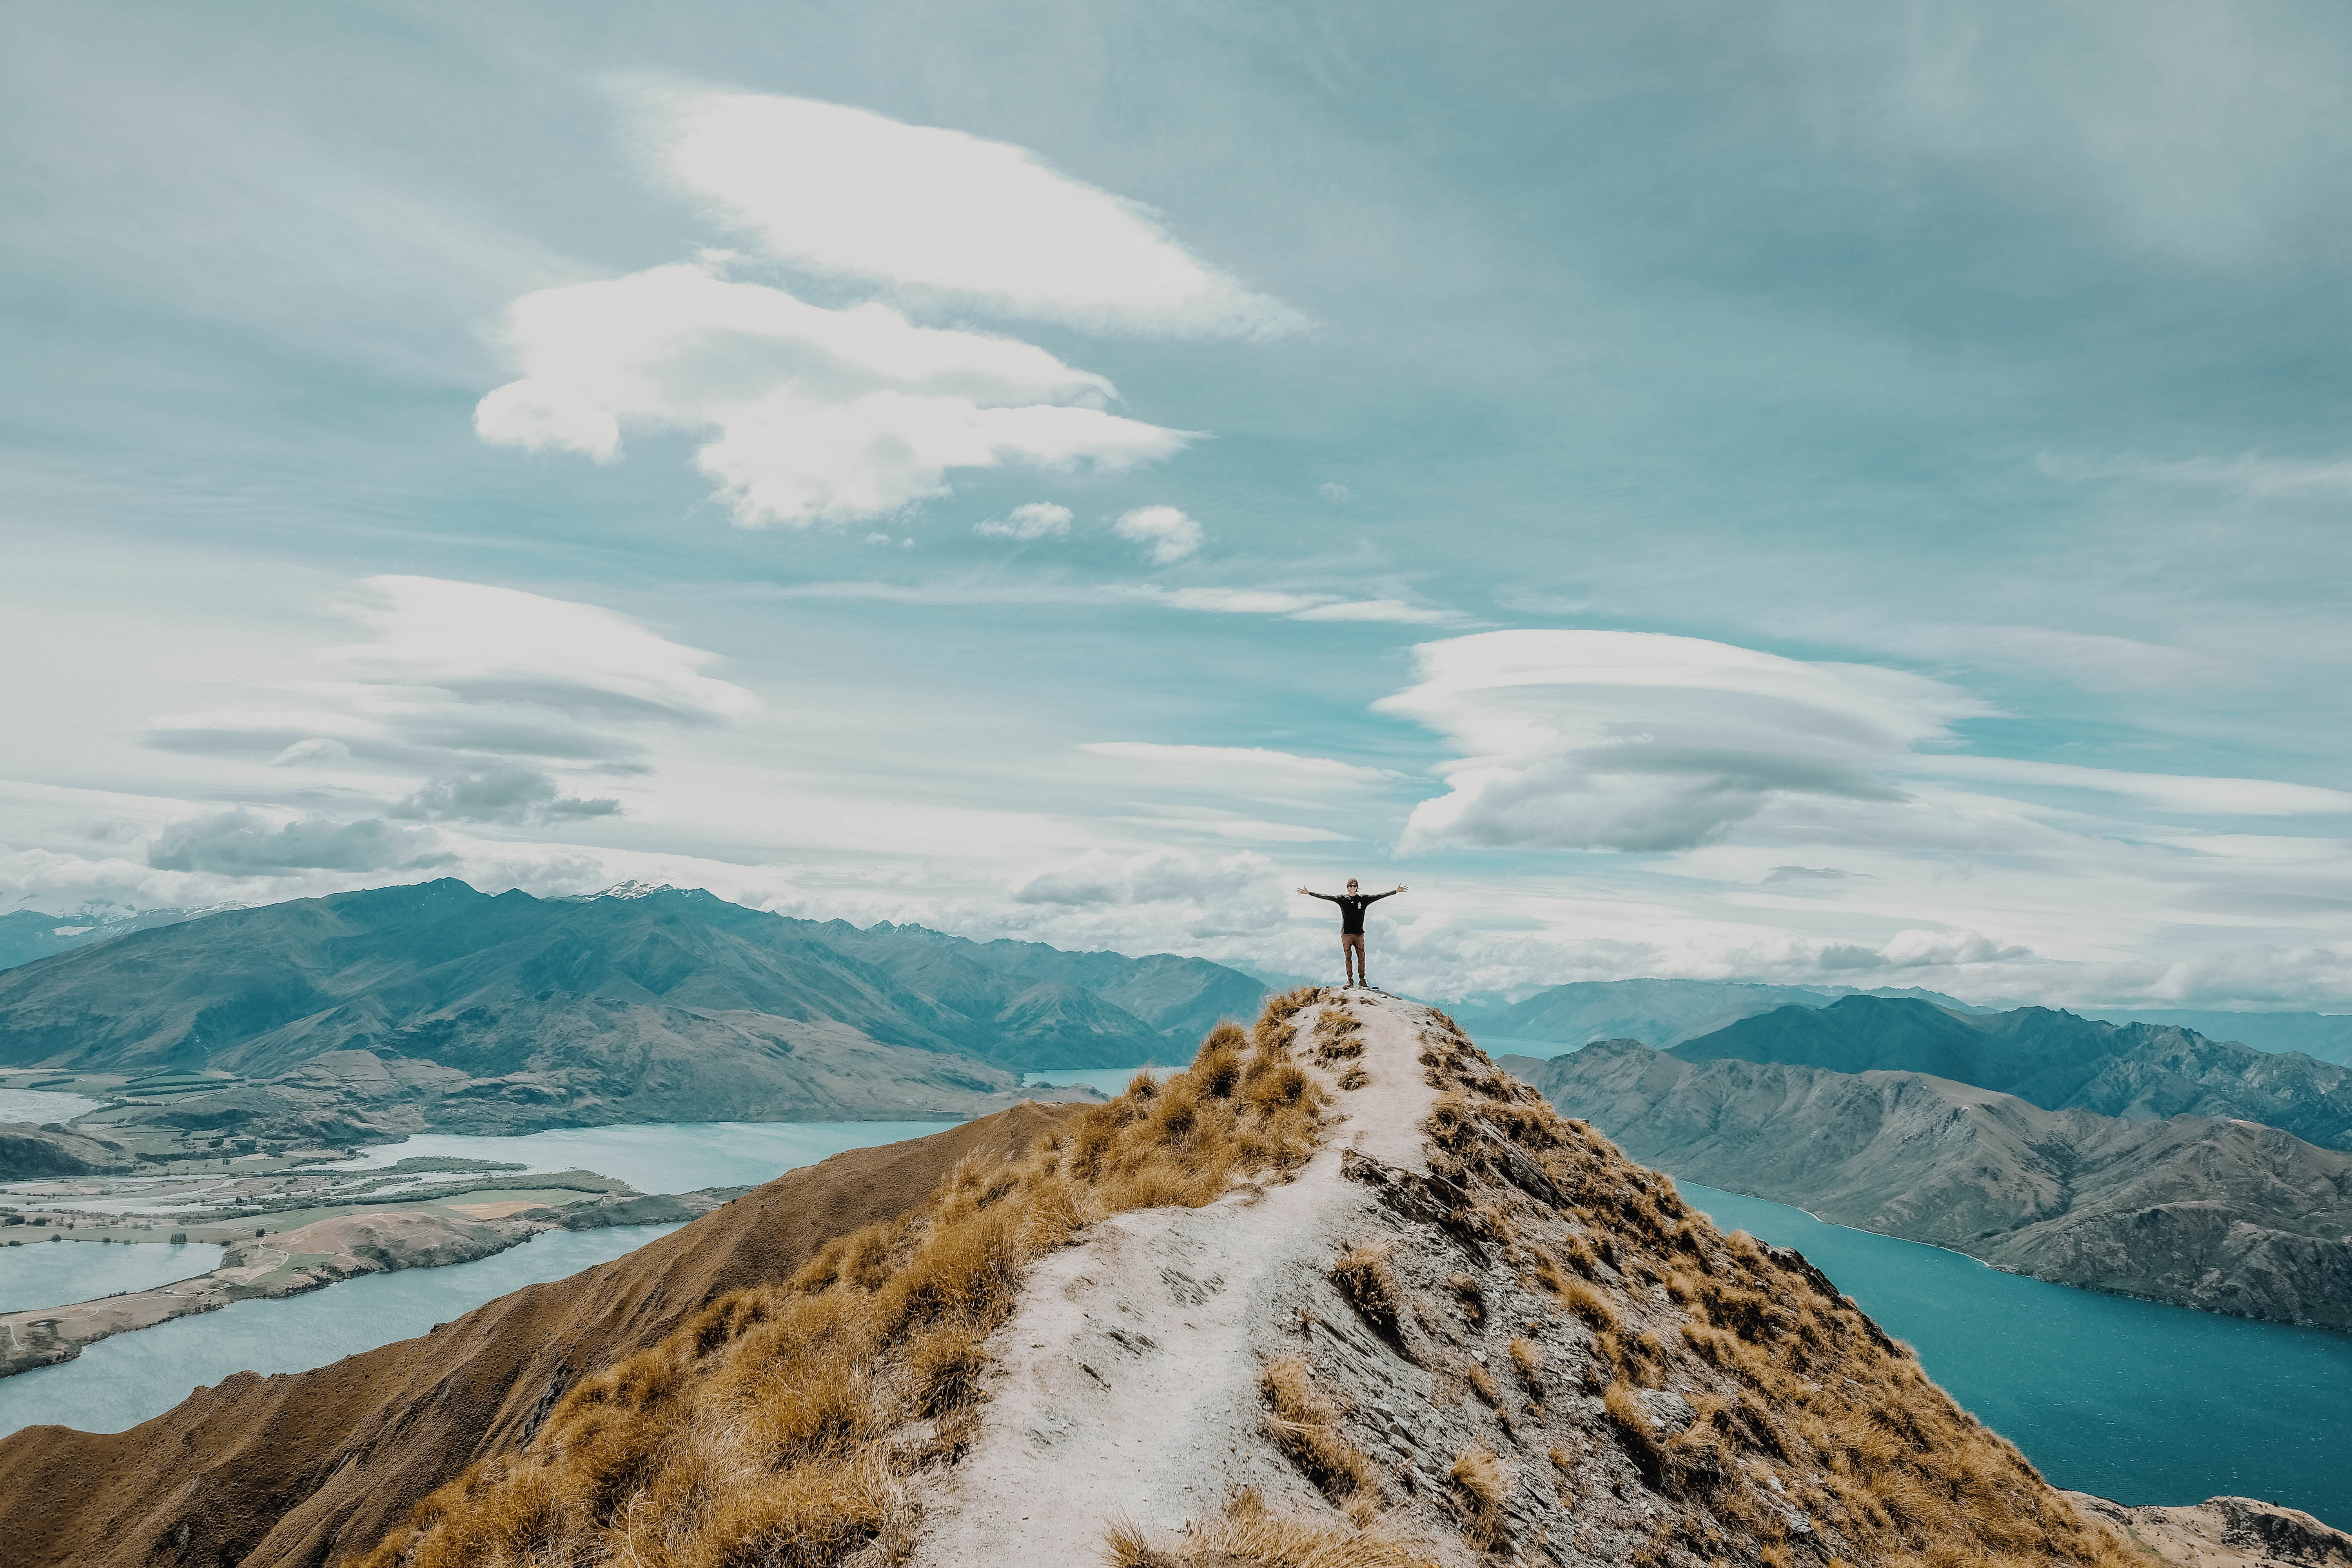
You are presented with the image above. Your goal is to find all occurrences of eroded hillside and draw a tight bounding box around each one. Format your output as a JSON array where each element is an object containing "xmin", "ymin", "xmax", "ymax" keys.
[{"xmin": 343, "ymin": 991, "xmax": 2139, "ymax": 1568}]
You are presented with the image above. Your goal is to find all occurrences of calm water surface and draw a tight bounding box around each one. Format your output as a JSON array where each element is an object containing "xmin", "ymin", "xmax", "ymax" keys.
[
  {"xmin": 319, "ymin": 1118, "xmax": 960, "ymax": 1195},
  {"xmin": 1681, "ymin": 1183, "xmax": 2352, "ymax": 1529},
  {"xmin": 0, "ymin": 1117, "xmax": 957, "ymax": 1439},
  {"xmin": 0, "ymin": 1088, "xmax": 105, "ymax": 1122},
  {"xmin": 1022, "ymin": 1065, "xmax": 1164, "ymax": 1097},
  {"xmin": 0, "ymin": 1225, "xmax": 681, "ymax": 1439},
  {"xmin": 0, "ymin": 1239, "xmax": 209, "ymax": 1311}
]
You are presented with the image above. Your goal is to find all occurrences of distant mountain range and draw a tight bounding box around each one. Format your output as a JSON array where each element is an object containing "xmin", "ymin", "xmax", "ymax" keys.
[
  {"xmin": 1463, "ymin": 976, "xmax": 2352, "ymax": 1068},
  {"xmin": 0, "ymin": 880, "xmax": 1267, "ymax": 1141},
  {"xmin": 0, "ymin": 905, "xmax": 226, "ymax": 972},
  {"xmin": 1454, "ymin": 978, "xmax": 1992, "ymax": 1051},
  {"xmin": 1510, "ymin": 1039, "xmax": 2352, "ymax": 1330},
  {"xmin": 1671, "ymin": 995, "xmax": 2352, "ymax": 1152}
]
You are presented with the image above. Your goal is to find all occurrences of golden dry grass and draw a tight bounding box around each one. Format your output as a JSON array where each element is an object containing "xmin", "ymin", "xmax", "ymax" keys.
[
  {"xmin": 348, "ymin": 990, "xmax": 1330, "ymax": 1568},
  {"xmin": 1259, "ymin": 1352, "xmax": 1376, "ymax": 1501},
  {"xmin": 1446, "ymin": 1441, "xmax": 1513, "ymax": 1550},
  {"xmin": 1415, "ymin": 1060, "xmax": 2141, "ymax": 1568},
  {"xmin": 1102, "ymin": 1488, "xmax": 1439, "ymax": 1568},
  {"xmin": 1328, "ymin": 1240, "xmax": 1406, "ymax": 1347}
]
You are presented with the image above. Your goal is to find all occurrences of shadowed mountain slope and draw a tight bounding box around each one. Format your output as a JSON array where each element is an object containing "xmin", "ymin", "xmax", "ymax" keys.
[
  {"xmin": 1676, "ymin": 995, "xmax": 2352, "ymax": 1152},
  {"xmin": 1515, "ymin": 1039, "xmax": 2352, "ymax": 1328},
  {"xmin": 0, "ymin": 1103, "xmax": 1082, "ymax": 1568}
]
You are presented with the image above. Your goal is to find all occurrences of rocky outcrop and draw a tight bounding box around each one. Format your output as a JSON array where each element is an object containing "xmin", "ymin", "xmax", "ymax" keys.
[
  {"xmin": 2067, "ymin": 1491, "xmax": 2352, "ymax": 1565},
  {"xmin": 1514, "ymin": 1040, "xmax": 2352, "ymax": 1328}
]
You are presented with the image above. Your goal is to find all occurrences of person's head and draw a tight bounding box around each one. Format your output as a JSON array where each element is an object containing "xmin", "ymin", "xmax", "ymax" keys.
[{"xmin": 1346, "ymin": 878, "xmax": 1359, "ymax": 891}]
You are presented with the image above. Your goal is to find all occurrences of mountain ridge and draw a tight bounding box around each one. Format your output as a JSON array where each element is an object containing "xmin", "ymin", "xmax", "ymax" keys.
[
  {"xmin": 0, "ymin": 882, "xmax": 1269, "ymax": 1140},
  {"xmin": 1512, "ymin": 1038, "xmax": 2352, "ymax": 1329},
  {"xmin": 1673, "ymin": 995, "xmax": 2352, "ymax": 1152}
]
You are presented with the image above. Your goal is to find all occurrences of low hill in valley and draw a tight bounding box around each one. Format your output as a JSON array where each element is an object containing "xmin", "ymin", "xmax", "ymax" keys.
[{"xmin": 1514, "ymin": 1038, "xmax": 2352, "ymax": 1328}]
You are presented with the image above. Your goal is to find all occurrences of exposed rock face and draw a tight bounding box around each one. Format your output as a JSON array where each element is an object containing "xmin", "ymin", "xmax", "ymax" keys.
[
  {"xmin": 0, "ymin": 1121, "xmax": 139, "ymax": 1179},
  {"xmin": 2067, "ymin": 1491, "xmax": 2352, "ymax": 1565},
  {"xmin": 1515, "ymin": 1039, "xmax": 2352, "ymax": 1328},
  {"xmin": 1675, "ymin": 996, "xmax": 2352, "ymax": 1152},
  {"xmin": 0, "ymin": 1105, "xmax": 1083, "ymax": 1568}
]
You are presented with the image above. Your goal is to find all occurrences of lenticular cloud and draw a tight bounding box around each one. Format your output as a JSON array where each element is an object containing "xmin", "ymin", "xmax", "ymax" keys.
[
  {"xmin": 1379, "ymin": 630, "xmax": 1989, "ymax": 853},
  {"xmin": 475, "ymin": 265, "xmax": 1192, "ymax": 528},
  {"xmin": 644, "ymin": 87, "xmax": 1305, "ymax": 339}
]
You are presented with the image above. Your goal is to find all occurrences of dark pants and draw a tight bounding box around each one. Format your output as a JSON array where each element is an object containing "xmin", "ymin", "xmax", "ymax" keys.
[{"xmin": 1341, "ymin": 931, "xmax": 1366, "ymax": 984}]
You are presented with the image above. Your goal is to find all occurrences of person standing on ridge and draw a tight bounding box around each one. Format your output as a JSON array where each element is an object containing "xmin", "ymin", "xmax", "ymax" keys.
[{"xmin": 1298, "ymin": 878, "xmax": 1406, "ymax": 989}]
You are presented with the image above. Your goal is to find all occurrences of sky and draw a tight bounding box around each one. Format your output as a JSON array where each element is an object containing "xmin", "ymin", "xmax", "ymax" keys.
[{"xmin": 6, "ymin": 1, "xmax": 2352, "ymax": 1008}]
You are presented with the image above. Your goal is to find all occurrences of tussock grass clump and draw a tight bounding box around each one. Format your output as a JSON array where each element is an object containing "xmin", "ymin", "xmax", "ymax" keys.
[
  {"xmin": 1328, "ymin": 1240, "xmax": 1406, "ymax": 1347},
  {"xmin": 1259, "ymin": 1353, "xmax": 1377, "ymax": 1501},
  {"xmin": 1508, "ymin": 1335, "xmax": 1542, "ymax": 1390},
  {"xmin": 1446, "ymin": 1441, "xmax": 1513, "ymax": 1549},
  {"xmin": 1103, "ymin": 1487, "xmax": 1437, "ymax": 1568},
  {"xmin": 353, "ymin": 991, "xmax": 1330, "ymax": 1568},
  {"xmin": 1312, "ymin": 1007, "xmax": 1367, "ymax": 1065},
  {"xmin": 1446, "ymin": 1270, "xmax": 1484, "ymax": 1323}
]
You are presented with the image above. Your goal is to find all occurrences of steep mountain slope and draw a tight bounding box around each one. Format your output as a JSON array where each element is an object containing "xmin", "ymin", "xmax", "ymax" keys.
[
  {"xmin": 1516, "ymin": 1040, "xmax": 2352, "ymax": 1328},
  {"xmin": 1463, "ymin": 978, "xmax": 1988, "ymax": 1051},
  {"xmin": 0, "ymin": 1105, "xmax": 1082, "ymax": 1568},
  {"xmin": 875, "ymin": 923, "xmax": 1270, "ymax": 1047},
  {"xmin": 0, "ymin": 883, "xmax": 1269, "ymax": 1135},
  {"xmin": 1677, "ymin": 996, "xmax": 2352, "ymax": 1151},
  {"xmin": 315, "ymin": 993, "xmax": 2137, "ymax": 1568}
]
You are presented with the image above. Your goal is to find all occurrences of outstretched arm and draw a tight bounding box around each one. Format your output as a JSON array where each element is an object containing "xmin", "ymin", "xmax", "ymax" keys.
[
  {"xmin": 1297, "ymin": 887, "xmax": 1337, "ymax": 901},
  {"xmin": 1366, "ymin": 885, "xmax": 1407, "ymax": 903}
]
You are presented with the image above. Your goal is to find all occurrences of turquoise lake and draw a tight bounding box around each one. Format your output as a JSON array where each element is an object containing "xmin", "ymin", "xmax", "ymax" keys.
[
  {"xmin": 1680, "ymin": 1183, "xmax": 2352, "ymax": 1530},
  {"xmin": 0, "ymin": 1224, "xmax": 680, "ymax": 1439}
]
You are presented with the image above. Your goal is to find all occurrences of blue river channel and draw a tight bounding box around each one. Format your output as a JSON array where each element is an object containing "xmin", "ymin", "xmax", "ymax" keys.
[{"xmin": 1680, "ymin": 1183, "xmax": 2352, "ymax": 1529}]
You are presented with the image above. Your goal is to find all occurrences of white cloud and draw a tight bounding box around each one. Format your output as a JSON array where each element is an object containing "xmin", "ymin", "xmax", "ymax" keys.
[
  {"xmin": 1318, "ymin": 482, "xmax": 1350, "ymax": 502},
  {"xmin": 1909, "ymin": 755, "xmax": 2352, "ymax": 817},
  {"xmin": 1079, "ymin": 742, "xmax": 1393, "ymax": 790},
  {"xmin": 1380, "ymin": 630, "xmax": 1988, "ymax": 853},
  {"xmin": 1116, "ymin": 585, "xmax": 1455, "ymax": 623},
  {"xmin": 636, "ymin": 85, "xmax": 1305, "ymax": 338},
  {"xmin": 2039, "ymin": 450, "xmax": 2352, "ymax": 495},
  {"xmin": 974, "ymin": 501, "xmax": 1074, "ymax": 541},
  {"xmin": 388, "ymin": 763, "xmax": 621, "ymax": 826},
  {"xmin": 1011, "ymin": 848, "xmax": 1277, "ymax": 907},
  {"xmin": 477, "ymin": 263, "xmax": 1192, "ymax": 528},
  {"xmin": 1289, "ymin": 599, "xmax": 1457, "ymax": 625},
  {"xmin": 148, "ymin": 810, "xmax": 450, "ymax": 875},
  {"xmin": 145, "ymin": 576, "xmax": 751, "ymax": 840},
  {"xmin": 1115, "ymin": 505, "xmax": 1205, "ymax": 564}
]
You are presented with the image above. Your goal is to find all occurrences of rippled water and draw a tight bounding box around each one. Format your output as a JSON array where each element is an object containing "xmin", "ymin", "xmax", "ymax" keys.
[{"xmin": 1681, "ymin": 1183, "xmax": 2352, "ymax": 1529}]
